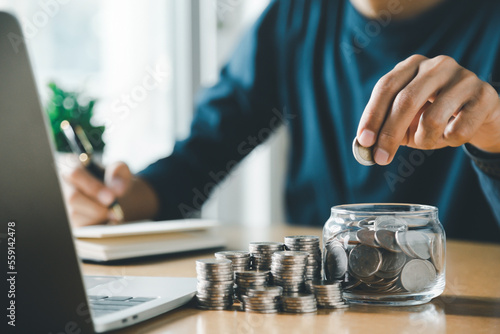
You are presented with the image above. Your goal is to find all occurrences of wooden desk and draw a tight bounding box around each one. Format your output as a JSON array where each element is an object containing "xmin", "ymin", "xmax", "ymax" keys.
[{"xmin": 82, "ymin": 225, "xmax": 500, "ymax": 334}]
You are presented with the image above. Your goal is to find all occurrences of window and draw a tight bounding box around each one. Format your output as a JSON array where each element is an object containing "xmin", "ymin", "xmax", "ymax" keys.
[{"xmin": 0, "ymin": 0, "xmax": 175, "ymax": 172}]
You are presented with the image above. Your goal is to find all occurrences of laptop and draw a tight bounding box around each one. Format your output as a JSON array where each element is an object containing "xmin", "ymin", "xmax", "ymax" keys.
[{"xmin": 0, "ymin": 12, "xmax": 197, "ymax": 333}]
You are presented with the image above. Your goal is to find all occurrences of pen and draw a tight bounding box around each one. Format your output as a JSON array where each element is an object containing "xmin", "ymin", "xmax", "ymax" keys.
[{"xmin": 60, "ymin": 120, "xmax": 124, "ymax": 222}]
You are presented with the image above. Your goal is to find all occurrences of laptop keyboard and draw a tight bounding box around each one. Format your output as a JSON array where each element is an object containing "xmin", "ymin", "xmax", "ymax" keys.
[{"xmin": 88, "ymin": 295, "xmax": 156, "ymax": 318}]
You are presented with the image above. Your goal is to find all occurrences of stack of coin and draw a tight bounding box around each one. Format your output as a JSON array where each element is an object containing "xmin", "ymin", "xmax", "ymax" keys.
[
  {"xmin": 281, "ymin": 293, "xmax": 317, "ymax": 313},
  {"xmin": 249, "ymin": 242, "xmax": 285, "ymax": 271},
  {"xmin": 241, "ymin": 286, "xmax": 283, "ymax": 313},
  {"xmin": 271, "ymin": 251, "xmax": 309, "ymax": 293},
  {"xmin": 284, "ymin": 236, "xmax": 322, "ymax": 280},
  {"xmin": 310, "ymin": 280, "xmax": 348, "ymax": 309},
  {"xmin": 234, "ymin": 270, "xmax": 270, "ymax": 300},
  {"xmin": 214, "ymin": 251, "xmax": 251, "ymax": 274},
  {"xmin": 195, "ymin": 259, "xmax": 234, "ymax": 310}
]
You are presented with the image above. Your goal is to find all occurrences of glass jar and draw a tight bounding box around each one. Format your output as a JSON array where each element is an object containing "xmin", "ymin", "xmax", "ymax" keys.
[{"xmin": 323, "ymin": 204, "xmax": 445, "ymax": 306}]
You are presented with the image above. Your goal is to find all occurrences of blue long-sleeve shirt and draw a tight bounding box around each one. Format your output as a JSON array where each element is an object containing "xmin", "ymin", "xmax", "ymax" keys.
[{"xmin": 139, "ymin": 0, "xmax": 500, "ymax": 242}]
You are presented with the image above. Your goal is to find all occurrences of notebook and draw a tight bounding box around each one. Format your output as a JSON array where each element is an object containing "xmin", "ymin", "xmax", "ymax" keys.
[{"xmin": 73, "ymin": 219, "xmax": 226, "ymax": 261}]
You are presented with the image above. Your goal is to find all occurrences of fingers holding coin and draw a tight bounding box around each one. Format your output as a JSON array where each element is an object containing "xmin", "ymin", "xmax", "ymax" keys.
[{"xmin": 355, "ymin": 54, "xmax": 500, "ymax": 166}]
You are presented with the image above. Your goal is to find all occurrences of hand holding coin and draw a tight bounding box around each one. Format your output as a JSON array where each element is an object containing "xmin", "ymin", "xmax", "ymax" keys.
[{"xmin": 356, "ymin": 54, "xmax": 500, "ymax": 165}]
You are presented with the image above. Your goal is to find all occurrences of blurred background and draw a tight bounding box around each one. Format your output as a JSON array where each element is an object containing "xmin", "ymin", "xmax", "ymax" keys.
[{"xmin": 0, "ymin": 0, "xmax": 288, "ymax": 227}]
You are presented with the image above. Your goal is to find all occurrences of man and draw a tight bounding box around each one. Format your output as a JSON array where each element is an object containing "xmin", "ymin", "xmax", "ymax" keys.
[{"xmin": 64, "ymin": 0, "xmax": 500, "ymax": 242}]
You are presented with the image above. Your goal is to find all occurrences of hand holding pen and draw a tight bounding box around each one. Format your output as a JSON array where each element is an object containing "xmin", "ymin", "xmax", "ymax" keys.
[{"xmin": 60, "ymin": 120, "xmax": 126, "ymax": 225}]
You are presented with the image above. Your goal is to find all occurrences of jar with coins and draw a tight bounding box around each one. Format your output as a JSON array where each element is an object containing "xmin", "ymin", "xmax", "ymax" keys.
[{"xmin": 323, "ymin": 204, "xmax": 445, "ymax": 306}]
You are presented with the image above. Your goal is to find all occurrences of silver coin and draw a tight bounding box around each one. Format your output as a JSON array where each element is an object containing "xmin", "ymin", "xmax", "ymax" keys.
[
  {"xmin": 244, "ymin": 307, "xmax": 279, "ymax": 311},
  {"xmin": 316, "ymin": 294, "xmax": 343, "ymax": 299},
  {"xmin": 241, "ymin": 295, "xmax": 279, "ymax": 302},
  {"xmin": 374, "ymin": 230, "xmax": 402, "ymax": 253},
  {"xmin": 400, "ymin": 259, "xmax": 437, "ymax": 292},
  {"xmin": 247, "ymin": 286, "xmax": 282, "ymax": 296},
  {"xmin": 196, "ymin": 295, "xmax": 234, "ymax": 301},
  {"xmin": 324, "ymin": 241, "xmax": 348, "ymax": 279},
  {"xmin": 282, "ymin": 293, "xmax": 315, "ymax": 299},
  {"xmin": 352, "ymin": 137, "xmax": 375, "ymax": 166},
  {"xmin": 375, "ymin": 269, "xmax": 401, "ymax": 279},
  {"xmin": 244, "ymin": 309, "xmax": 279, "ymax": 314},
  {"xmin": 244, "ymin": 306, "xmax": 280, "ymax": 311},
  {"xmin": 283, "ymin": 308, "xmax": 317, "ymax": 313},
  {"xmin": 430, "ymin": 234, "xmax": 444, "ymax": 272},
  {"xmin": 320, "ymin": 303, "xmax": 349, "ymax": 309},
  {"xmin": 243, "ymin": 303, "xmax": 280, "ymax": 309},
  {"xmin": 249, "ymin": 241, "xmax": 285, "ymax": 248},
  {"xmin": 310, "ymin": 279, "xmax": 347, "ymax": 307},
  {"xmin": 379, "ymin": 248, "xmax": 407, "ymax": 272},
  {"xmin": 404, "ymin": 231, "xmax": 431, "ymax": 259},
  {"xmin": 273, "ymin": 250, "xmax": 309, "ymax": 258},
  {"xmin": 242, "ymin": 302, "xmax": 280, "ymax": 308},
  {"xmin": 342, "ymin": 276, "xmax": 362, "ymax": 289},
  {"xmin": 271, "ymin": 264, "xmax": 307, "ymax": 270},
  {"xmin": 235, "ymin": 278, "xmax": 267, "ymax": 283},
  {"xmin": 395, "ymin": 231, "xmax": 415, "ymax": 257},
  {"xmin": 196, "ymin": 266, "xmax": 233, "ymax": 271},
  {"xmin": 196, "ymin": 285, "xmax": 234, "ymax": 292},
  {"xmin": 357, "ymin": 217, "xmax": 376, "ymax": 229},
  {"xmin": 235, "ymin": 270, "xmax": 270, "ymax": 276},
  {"xmin": 348, "ymin": 244, "xmax": 382, "ymax": 278},
  {"xmin": 356, "ymin": 229, "xmax": 379, "ymax": 247},
  {"xmin": 283, "ymin": 303, "xmax": 318, "ymax": 309},
  {"xmin": 285, "ymin": 235, "xmax": 320, "ymax": 242},
  {"xmin": 374, "ymin": 216, "xmax": 408, "ymax": 232},
  {"xmin": 357, "ymin": 275, "xmax": 384, "ymax": 284},
  {"xmin": 215, "ymin": 250, "xmax": 250, "ymax": 258},
  {"xmin": 197, "ymin": 305, "xmax": 232, "ymax": 310},
  {"xmin": 196, "ymin": 258, "xmax": 232, "ymax": 266},
  {"xmin": 272, "ymin": 260, "xmax": 308, "ymax": 266}
]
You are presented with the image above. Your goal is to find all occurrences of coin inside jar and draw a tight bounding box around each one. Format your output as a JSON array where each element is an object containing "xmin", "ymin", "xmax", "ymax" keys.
[
  {"xmin": 375, "ymin": 230, "xmax": 402, "ymax": 253},
  {"xmin": 324, "ymin": 204, "xmax": 445, "ymax": 304},
  {"xmin": 348, "ymin": 244, "xmax": 382, "ymax": 278},
  {"xmin": 374, "ymin": 216, "xmax": 408, "ymax": 232},
  {"xmin": 379, "ymin": 249, "xmax": 407, "ymax": 272},
  {"xmin": 400, "ymin": 259, "xmax": 436, "ymax": 292},
  {"xmin": 324, "ymin": 241, "xmax": 348, "ymax": 279},
  {"xmin": 356, "ymin": 229, "xmax": 379, "ymax": 247},
  {"xmin": 398, "ymin": 231, "xmax": 431, "ymax": 260},
  {"xmin": 352, "ymin": 137, "xmax": 375, "ymax": 166}
]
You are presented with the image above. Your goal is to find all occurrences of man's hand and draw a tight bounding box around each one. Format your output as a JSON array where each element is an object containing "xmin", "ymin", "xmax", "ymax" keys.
[
  {"xmin": 357, "ymin": 54, "xmax": 500, "ymax": 165},
  {"xmin": 62, "ymin": 162, "xmax": 133, "ymax": 227}
]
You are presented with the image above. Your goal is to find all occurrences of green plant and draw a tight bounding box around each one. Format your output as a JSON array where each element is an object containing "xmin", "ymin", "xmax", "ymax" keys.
[{"xmin": 45, "ymin": 82, "xmax": 105, "ymax": 152}]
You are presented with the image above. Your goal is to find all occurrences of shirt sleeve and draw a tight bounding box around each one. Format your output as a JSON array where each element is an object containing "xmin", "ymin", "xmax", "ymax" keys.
[
  {"xmin": 137, "ymin": 1, "xmax": 284, "ymax": 220},
  {"xmin": 463, "ymin": 143, "xmax": 500, "ymax": 227}
]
